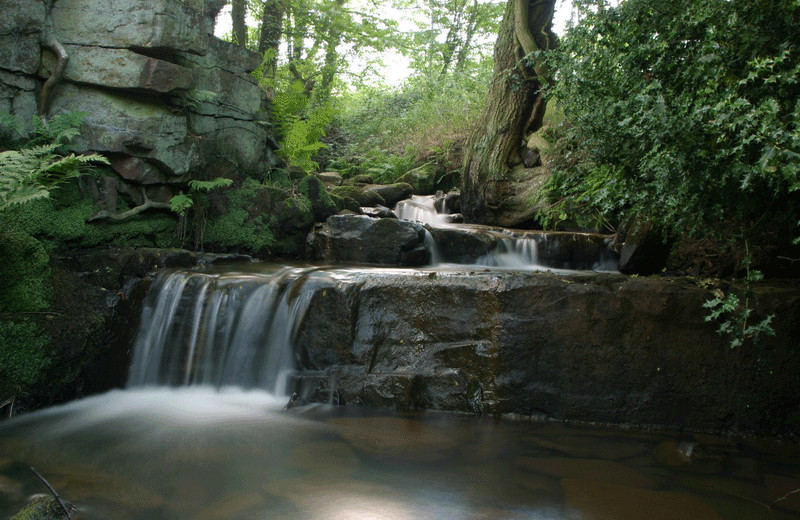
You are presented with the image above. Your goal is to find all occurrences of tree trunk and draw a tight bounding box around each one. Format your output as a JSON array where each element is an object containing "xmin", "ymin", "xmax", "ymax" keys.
[
  {"xmin": 460, "ymin": 0, "xmax": 556, "ymax": 224},
  {"xmin": 232, "ymin": 0, "xmax": 248, "ymax": 47}
]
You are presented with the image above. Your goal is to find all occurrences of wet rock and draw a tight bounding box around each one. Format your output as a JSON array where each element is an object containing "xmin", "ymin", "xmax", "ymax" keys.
[
  {"xmin": 360, "ymin": 205, "xmax": 397, "ymax": 219},
  {"xmin": 292, "ymin": 272, "xmax": 800, "ymax": 435},
  {"xmin": 427, "ymin": 227, "xmax": 498, "ymax": 262},
  {"xmin": 434, "ymin": 190, "xmax": 461, "ymax": 214},
  {"xmin": 10, "ymin": 495, "xmax": 75, "ymax": 520},
  {"xmin": 308, "ymin": 215, "xmax": 429, "ymax": 266},
  {"xmin": 365, "ymin": 183, "xmax": 413, "ymax": 208}
]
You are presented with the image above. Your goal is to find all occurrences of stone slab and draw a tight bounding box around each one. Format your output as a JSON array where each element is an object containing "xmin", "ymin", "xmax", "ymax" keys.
[
  {"xmin": 41, "ymin": 45, "xmax": 193, "ymax": 93},
  {"xmin": 52, "ymin": 0, "xmax": 205, "ymax": 55}
]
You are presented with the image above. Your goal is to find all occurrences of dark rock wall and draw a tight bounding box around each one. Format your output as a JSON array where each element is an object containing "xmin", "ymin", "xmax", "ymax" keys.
[
  {"xmin": 292, "ymin": 272, "xmax": 800, "ymax": 436},
  {"xmin": 2, "ymin": 0, "xmax": 277, "ymax": 196}
]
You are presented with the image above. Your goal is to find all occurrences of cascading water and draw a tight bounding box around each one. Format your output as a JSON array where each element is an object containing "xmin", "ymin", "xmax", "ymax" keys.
[
  {"xmin": 394, "ymin": 195, "xmax": 620, "ymax": 272},
  {"xmin": 127, "ymin": 266, "xmax": 326, "ymax": 395},
  {"xmin": 394, "ymin": 195, "xmax": 449, "ymax": 227}
]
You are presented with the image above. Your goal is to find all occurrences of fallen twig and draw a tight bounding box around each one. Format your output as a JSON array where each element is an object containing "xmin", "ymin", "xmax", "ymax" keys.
[
  {"xmin": 30, "ymin": 466, "xmax": 72, "ymax": 520},
  {"xmin": 772, "ymin": 487, "xmax": 800, "ymax": 509}
]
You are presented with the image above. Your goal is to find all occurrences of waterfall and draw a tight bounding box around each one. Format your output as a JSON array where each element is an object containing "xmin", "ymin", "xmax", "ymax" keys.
[
  {"xmin": 127, "ymin": 267, "xmax": 322, "ymax": 395},
  {"xmin": 394, "ymin": 195, "xmax": 448, "ymax": 227}
]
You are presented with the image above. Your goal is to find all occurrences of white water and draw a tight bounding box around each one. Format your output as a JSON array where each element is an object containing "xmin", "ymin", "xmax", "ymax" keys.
[
  {"xmin": 394, "ymin": 195, "xmax": 449, "ymax": 227},
  {"xmin": 394, "ymin": 195, "xmax": 619, "ymax": 272},
  {"xmin": 127, "ymin": 267, "xmax": 327, "ymax": 395}
]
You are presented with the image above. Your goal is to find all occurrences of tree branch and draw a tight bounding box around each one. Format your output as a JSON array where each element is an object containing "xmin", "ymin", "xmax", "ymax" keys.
[{"xmin": 30, "ymin": 466, "xmax": 72, "ymax": 520}]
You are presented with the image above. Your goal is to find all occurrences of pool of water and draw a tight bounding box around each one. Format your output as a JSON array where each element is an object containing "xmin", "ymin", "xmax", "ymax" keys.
[{"xmin": 1, "ymin": 388, "xmax": 798, "ymax": 519}]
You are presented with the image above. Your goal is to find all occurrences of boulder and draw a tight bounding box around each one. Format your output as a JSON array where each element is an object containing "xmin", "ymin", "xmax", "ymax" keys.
[
  {"xmin": 51, "ymin": 0, "xmax": 205, "ymax": 54},
  {"xmin": 365, "ymin": 182, "xmax": 413, "ymax": 208},
  {"xmin": 330, "ymin": 186, "xmax": 386, "ymax": 208},
  {"xmin": 10, "ymin": 495, "xmax": 74, "ymax": 520},
  {"xmin": 291, "ymin": 271, "xmax": 800, "ymax": 435},
  {"xmin": 1, "ymin": 0, "xmax": 278, "ymax": 198},
  {"xmin": 398, "ymin": 163, "xmax": 438, "ymax": 195},
  {"xmin": 329, "ymin": 192, "xmax": 361, "ymax": 213},
  {"xmin": 347, "ymin": 174, "xmax": 374, "ymax": 184},
  {"xmin": 308, "ymin": 215, "xmax": 430, "ymax": 266},
  {"xmin": 298, "ymin": 174, "xmax": 337, "ymax": 222},
  {"xmin": 316, "ymin": 171, "xmax": 343, "ymax": 187},
  {"xmin": 48, "ymin": 84, "xmax": 196, "ymax": 180},
  {"xmin": 360, "ymin": 205, "xmax": 397, "ymax": 219}
]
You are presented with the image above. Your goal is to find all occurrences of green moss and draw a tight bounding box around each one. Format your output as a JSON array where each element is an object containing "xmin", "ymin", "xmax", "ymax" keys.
[
  {"xmin": 1, "ymin": 182, "xmax": 179, "ymax": 250},
  {"xmin": 330, "ymin": 192, "xmax": 360, "ymax": 213},
  {"xmin": 330, "ymin": 185, "xmax": 385, "ymax": 207},
  {"xmin": 204, "ymin": 179, "xmax": 275, "ymax": 253},
  {"xmin": 0, "ymin": 229, "xmax": 50, "ymax": 312},
  {"xmin": 0, "ymin": 320, "xmax": 52, "ymax": 400},
  {"xmin": 298, "ymin": 175, "xmax": 337, "ymax": 221}
]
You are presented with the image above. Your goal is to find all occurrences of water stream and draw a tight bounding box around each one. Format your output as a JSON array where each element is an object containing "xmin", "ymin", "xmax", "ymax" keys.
[
  {"xmin": 1, "ymin": 387, "xmax": 799, "ymax": 519},
  {"xmin": 0, "ymin": 205, "xmax": 798, "ymax": 519},
  {"xmin": 395, "ymin": 195, "xmax": 619, "ymax": 272}
]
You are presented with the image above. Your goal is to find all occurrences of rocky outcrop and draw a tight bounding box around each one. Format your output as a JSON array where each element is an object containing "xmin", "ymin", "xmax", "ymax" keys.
[
  {"xmin": 365, "ymin": 182, "xmax": 413, "ymax": 208},
  {"xmin": 2, "ymin": 0, "xmax": 277, "ymax": 206},
  {"xmin": 290, "ymin": 271, "xmax": 800, "ymax": 436},
  {"xmin": 308, "ymin": 215, "xmax": 430, "ymax": 266}
]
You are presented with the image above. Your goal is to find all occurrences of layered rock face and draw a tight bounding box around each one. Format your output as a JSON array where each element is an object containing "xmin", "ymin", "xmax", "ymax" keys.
[
  {"xmin": 291, "ymin": 271, "xmax": 800, "ymax": 436},
  {"xmin": 1, "ymin": 0, "xmax": 276, "ymax": 199}
]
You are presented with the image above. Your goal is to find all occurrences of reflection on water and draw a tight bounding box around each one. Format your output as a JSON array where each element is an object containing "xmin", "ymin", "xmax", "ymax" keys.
[{"xmin": 0, "ymin": 388, "xmax": 799, "ymax": 520}]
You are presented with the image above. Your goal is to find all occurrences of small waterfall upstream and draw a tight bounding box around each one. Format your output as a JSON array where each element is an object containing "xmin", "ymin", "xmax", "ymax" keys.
[
  {"xmin": 127, "ymin": 266, "xmax": 326, "ymax": 395},
  {"xmin": 395, "ymin": 195, "xmax": 619, "ymax": 272}
]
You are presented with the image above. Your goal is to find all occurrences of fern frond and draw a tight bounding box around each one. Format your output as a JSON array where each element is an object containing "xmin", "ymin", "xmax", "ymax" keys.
[{"xmin": 188, "ymin": 177, "xmax": 233, "ymax": 192}]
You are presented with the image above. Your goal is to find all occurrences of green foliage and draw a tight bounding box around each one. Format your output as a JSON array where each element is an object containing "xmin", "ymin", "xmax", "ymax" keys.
[
  {"xmin": 0, "ymin": 112, "xmax": 108, "ymax": 211},
  {"xmin": 203, "ymin": 178, "xmax": 276, "ymax": 253},
  {"xmin": 542, "ymin": 0, "xmax": 800, "ymax": 243},
  {"xmin": 268, "ymin": 80, "xmax": 338, "ymax": 172},
  {"xmin": 328, "ymin": 69, "xmax": 492, "ymax": 179},
  {"xmin": 169, "ymin": 177, "xmax": 234, "ymax": 217},
  {"xmin": 0, "ymin": 229, "xmax": 50, "ymax": 313},
  {"xmin": 703, "ymin": 254, "xmax": 776, "ymax": 348},
  {"xmin": 0, "ymin": 320, "xmax": 51, "ymax": 403}
]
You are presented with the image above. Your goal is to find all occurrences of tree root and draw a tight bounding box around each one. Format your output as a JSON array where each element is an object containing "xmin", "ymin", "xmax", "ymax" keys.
[
  {"xmin": 88, "ymin": 187, "xmax": 171, "ymax": 222},
  {"xmin": 38, "ymin": 35, "xmax": 69, "ymax": 120}
]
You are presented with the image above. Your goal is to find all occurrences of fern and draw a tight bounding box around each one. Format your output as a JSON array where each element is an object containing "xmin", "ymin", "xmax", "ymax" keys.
[
  {"xmin": 0, "ymin": 142, "xmax": 108, "ymax": 212},
  {"xmin": 188, "ymin": 177, "xmax": 233, "ymax": 192},
  {"xmin": 169, "ymin": 192, "xmax": 193, "ymax": 216}
]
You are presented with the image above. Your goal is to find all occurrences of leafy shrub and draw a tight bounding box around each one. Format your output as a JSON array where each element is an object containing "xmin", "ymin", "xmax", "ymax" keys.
[{"xmin": 541, "ymin": 0, "xmax": 800, "ymax": 244}]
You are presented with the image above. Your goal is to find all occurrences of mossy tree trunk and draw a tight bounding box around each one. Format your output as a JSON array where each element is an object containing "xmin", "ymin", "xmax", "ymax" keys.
[{"xmin": 461, "ymin": 0, "xmax": 556, "ymax": 223}]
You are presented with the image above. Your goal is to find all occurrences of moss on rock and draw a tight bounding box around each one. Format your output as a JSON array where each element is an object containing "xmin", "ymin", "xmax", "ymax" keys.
[{"xmin": 330, "ymin": 185, "xmax": 385, "ymax": 207}]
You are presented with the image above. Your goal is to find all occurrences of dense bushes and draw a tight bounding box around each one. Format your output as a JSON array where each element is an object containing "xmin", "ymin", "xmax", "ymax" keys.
[{"xmin": 541, "ymin": 0, "xmax": 800, "ymax": 249}]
